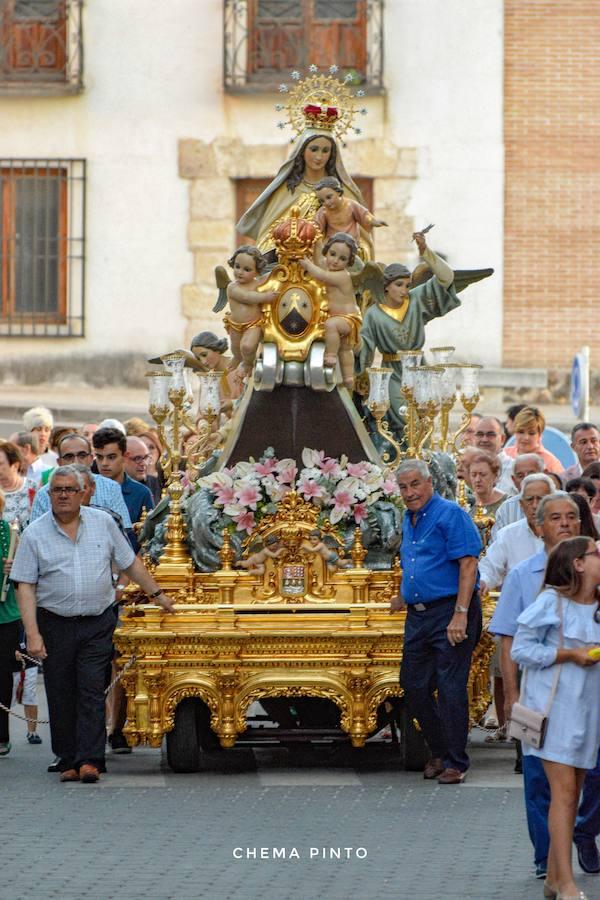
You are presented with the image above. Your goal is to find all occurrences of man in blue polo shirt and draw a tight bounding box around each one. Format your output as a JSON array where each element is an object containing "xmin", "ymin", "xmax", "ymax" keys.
[
  {"xmin": 92, "ymin": 427, "xmax": 154, "ymax": 525},
  {"xmin": 393, "ymin": 459, "xmax": 482, "ymax": 784},
  {"xmin": 490, "ymin": 491, "xmax": 600, "ymax": 879}
]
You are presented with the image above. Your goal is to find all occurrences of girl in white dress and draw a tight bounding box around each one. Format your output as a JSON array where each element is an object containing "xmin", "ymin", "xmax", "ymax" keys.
[{"xmin": 512, "ymin": 536, "xmax": 600, "ymax": 900}]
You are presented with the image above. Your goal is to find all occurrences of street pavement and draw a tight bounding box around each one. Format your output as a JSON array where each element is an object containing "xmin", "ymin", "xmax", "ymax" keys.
[{"xmin": 2, "ymin": 679, "xmax": 599, "ymax": 900}]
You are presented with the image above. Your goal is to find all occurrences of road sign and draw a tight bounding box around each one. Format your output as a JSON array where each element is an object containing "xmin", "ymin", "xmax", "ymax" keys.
[{"xmin": 571, "ymin": 346, "xmax": 590, "ymax": 420}]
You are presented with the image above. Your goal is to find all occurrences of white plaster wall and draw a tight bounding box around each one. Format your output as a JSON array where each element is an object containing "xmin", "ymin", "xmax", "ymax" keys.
[
  {"xmin": 0, "ymin": 0, "xmax": 504, "ymax": 369},
  {"xmin": 385, "ymin": 0, "xmax": 504, "ymax": 366},
  {"xmin": 0, "ymin": 0, "xmax": 219, "ymax": 360}
]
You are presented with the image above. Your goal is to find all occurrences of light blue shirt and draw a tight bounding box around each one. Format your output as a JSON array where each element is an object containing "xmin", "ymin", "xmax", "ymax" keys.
[
  {"xmin": 30, "ymin": 472, "xmax": 132, "ymax": 529},
  {"xmin": 11, "ymin": 507, "xmax": 135, "ymax": 616},
  {"xmin": 489, "ymin": 549, "xmax": 547, "ymax": 637}
]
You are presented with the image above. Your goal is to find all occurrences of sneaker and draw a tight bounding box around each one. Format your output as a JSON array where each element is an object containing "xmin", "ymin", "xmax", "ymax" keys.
[
  {"xmin": 535, "ymin": 861, "xmax": 548, "ymax": 879},
  {"xmin": 109, "ymin": 730, "xmax": 132, "ymax": 754},
  {"xmin": 0, "ymin": 742, "xmax": 10, "ymax": 756},
  {"xmin": 27, "ymin": 732, "xmax": 42, "ymax": 745}
]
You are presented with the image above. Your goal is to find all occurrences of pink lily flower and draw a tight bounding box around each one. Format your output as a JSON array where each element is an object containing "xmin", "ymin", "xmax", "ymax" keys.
[
  {"xmin": 347, "ymin": 461, "xmax": 370, "ymax": 479},
  {"xmin": 235, "ymin": 482, "xmax": 261, "ymax": 509},
  {"xmin": 232, "ymin": 509, "xmax": 256, "ymax": 534},
  {"xmin": 298, "ymin": 477, "xmax": 325, "ymax": 500},
  {"xmin": 353, "ymin": 501, "xmax": 368, "ymax": 524}
]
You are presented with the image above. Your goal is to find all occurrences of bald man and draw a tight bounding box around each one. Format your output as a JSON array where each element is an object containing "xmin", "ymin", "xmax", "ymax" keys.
[{"xmin": 125, "ymin": 436, "xmax": 161, "ymax": 505}]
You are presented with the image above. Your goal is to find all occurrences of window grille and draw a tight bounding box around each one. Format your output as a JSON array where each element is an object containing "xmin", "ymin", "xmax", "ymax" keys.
[
  {"xmin": 0, "ymin": 0, "xmax": 83, "ymax": 94},
  {"xmin": 0, "ymin": 158, "xmax": 86, "ymax": 337},
  {"xmin": 224, "ymin": 0, "xmax": 383, "ymax": 92}
]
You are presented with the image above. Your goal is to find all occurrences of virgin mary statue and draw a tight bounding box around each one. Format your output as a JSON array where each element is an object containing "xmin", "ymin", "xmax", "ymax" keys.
[{"xmin": 236, "ymin": 123, "xmax": 372, "ymax": 258}]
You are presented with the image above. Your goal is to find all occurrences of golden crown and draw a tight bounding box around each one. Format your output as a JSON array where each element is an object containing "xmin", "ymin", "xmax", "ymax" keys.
[{"xmin": 275, "ymin": 65, "xmax": 368, "ymax": 144}]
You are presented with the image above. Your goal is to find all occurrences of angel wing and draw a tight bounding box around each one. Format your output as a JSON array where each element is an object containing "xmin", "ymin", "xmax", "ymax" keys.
[
  {"xmin": 147, "ymin": 349, "xmax": 206, "ymax": 372},
  {"xmin": 351, "ymin": 260, "xmax": 385, "ymax": 313},
  {"xmin": 452, "ymin": 267, "xmax": 494, "ymax": 293},
  {"xmin": 411, "ymin": 263, "xmax": 494, "ymax": 293},
  {"xmin": 212, "ymin": 265, "xmax": 231, "ymax": 313}
]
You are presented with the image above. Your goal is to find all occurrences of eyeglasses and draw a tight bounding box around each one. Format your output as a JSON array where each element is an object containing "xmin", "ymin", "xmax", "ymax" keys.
[
  {"xmin": 581, "ymin": 548, "xmax": 600, "ymax": 558},
  {"xmin": 129, "ymin": 455, "xmax": 150, "ymax": 464},
  {"xmin": 60, "ymin": 451, "xmax": 91, "ymax": 462},
  {"xmin": 50, "ymin": 486, "xmax": 82, "ymax": 496}
]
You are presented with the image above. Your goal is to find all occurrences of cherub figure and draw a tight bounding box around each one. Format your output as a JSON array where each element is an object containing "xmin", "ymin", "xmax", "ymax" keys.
[
  {"xmin": 299, "ymin": 232, "xmax": 362, "ymax": 389},
  {"xmin": 212, "ymin": 246, "xmax": 278, "ymax": 375},
  {"xmin": 314, "ymin": 176, "xmax": 387, "ymax": 249},
  {"xmin": 301, "ymin": 529, "xmax": 350, "ymax": 570},
  {"xmin": 237, "ymin": 534, "xmax": 285, "ymax": 575}
]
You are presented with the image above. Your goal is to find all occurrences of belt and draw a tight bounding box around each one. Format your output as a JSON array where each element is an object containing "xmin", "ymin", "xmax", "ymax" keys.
[
  {"xmin": 38, "ymin": 606, "xmax": 112, "ymax": 621},
  {"xmin": 407, "ymin": 595, "xmax": 457, "ymax": 612},
  {"xmin": 382, "ymin": 352, "xmax": 404, "ymax": 363}
]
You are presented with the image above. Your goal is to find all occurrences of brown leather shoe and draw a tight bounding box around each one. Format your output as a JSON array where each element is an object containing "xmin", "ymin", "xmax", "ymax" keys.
[
  {"xmin": 437, "ymin": 767, "xmax": 466, "ymax": 784},
  {"xmin": 423, "ymin": 757, "xmax": 444, "ymax": 779},
  {"xmin": 79, "ymin": 764, "xmax": 100, "ymax": 784},
  {"xmin": 59, "ymin": 768, "xmax": 80, "ymax": 782}
]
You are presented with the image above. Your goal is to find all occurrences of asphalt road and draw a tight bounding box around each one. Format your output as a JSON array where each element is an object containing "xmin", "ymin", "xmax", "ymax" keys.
[{"xmin": 3, "ymin": 679, "xmax": 599, "ymax": 900}]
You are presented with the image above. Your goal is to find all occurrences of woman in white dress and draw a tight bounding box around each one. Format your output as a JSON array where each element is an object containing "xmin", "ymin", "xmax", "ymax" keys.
[{"xmin": 512, "ymin": 536, "xmax": 600, "ymax": 900}]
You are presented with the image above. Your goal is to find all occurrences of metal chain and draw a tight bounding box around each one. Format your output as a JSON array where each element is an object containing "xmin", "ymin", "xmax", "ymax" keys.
[{"xmin": 0, "ymin": 654, "xmax": 137, "ymax": 727}]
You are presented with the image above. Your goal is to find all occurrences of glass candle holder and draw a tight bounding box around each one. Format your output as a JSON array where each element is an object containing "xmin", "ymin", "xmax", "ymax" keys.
[
  {"xmin": 430, "ymin": 346, "xmax": 455, "ymax": 365},
  {"xmin": 147, "ymin": 371, "xmax": 171, "ymax": 411},
  {"xmin": 161, "ymin": 351, "xmax": 187, "ymax": 392},
  {"xmin": 458, "ymin": 364, "xmax": 482, "ymax": 399},
  {"xmin": 198, "ymin": 371, "xmax": 222, "ymax": 415},
  {"xmin": 439, "ymin": 366, "xmax": 458, "ymax": 401},
  {"xmin": 412, "ymin": 368, "xmax": 431, "ymax": 405},
  {"xmin": 367, "ymin": 367, "xmax": 393, "ymax": 407}
]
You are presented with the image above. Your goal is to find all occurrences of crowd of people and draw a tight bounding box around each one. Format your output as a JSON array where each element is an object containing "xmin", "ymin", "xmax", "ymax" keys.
[
  {"xmin": 393, "ymin": 404, "xmax": 599, "ymax": 900},
  {"xmin": 0, "ymin": 405, "xmax": 173, "ymax": 782},
  {"xmin": 1, "ymin": 400, "xmax": 599, "ymax": 898}
]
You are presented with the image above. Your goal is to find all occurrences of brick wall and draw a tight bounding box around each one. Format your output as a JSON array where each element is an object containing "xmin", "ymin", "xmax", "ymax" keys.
[{"xmin": 503, "ymin": 0, "xmax": 600, "ymax": 368}]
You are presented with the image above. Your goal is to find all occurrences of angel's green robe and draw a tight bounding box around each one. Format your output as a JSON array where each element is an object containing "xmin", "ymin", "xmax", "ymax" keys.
[{"xmin": 357, "ymin": 278, "xmax": 461, "ymax": 428}]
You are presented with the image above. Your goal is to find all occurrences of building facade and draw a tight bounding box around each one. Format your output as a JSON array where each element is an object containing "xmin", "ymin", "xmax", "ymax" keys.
[{"xmin": 1, "ymin": 1, "xmax": 590, "ymax": 389}]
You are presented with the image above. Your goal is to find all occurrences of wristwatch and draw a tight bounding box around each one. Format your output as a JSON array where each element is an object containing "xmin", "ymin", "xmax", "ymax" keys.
[
  {"xmin": 148, "ymin": 588, "xmax": 163, "ymax": 599},
  {"xmin": 454, "ymin": 604, "xmax": 469, "ymax": 613}
]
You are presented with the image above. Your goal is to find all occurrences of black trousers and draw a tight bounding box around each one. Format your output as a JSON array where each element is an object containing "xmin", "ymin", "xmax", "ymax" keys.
[
  {"xmin": 38, "ymin": 606, "xmax": 116, "ymax": 769},
  {"xmin": 0, "ymin": 620, "xmax": 21, "ymax": 743}
]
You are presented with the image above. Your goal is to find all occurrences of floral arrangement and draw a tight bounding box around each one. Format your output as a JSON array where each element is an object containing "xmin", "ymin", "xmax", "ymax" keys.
[{"xmin": 195, "ymin": 447, "xmax": 403, "ymax": 536}]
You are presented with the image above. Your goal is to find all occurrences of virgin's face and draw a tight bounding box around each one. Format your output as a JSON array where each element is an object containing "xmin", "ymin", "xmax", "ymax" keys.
[{"xmin": 303, "ymin": 137, "xmax": 333, "ymax": 173}]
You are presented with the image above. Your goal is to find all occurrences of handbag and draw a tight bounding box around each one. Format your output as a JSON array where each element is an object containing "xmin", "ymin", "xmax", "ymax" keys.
[{"xmin": 508, "ymin": 595, "xmax": 563, "ymax": 750}]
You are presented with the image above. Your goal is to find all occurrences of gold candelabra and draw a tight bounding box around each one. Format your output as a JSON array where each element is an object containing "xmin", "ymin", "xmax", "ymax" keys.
[{"xmin": 366, "ymin": 358, "xmax": 482, "ymax": 473}]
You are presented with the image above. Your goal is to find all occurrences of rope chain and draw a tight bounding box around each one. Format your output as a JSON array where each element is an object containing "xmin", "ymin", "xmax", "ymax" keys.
[{"xmin": 0, "ymin": 654, "xmax": 137, "ymax": 727}]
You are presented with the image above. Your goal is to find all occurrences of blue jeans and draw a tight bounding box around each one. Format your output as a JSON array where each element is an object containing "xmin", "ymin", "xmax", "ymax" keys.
[
  {"xmin": 400, "ymin": 595, "xmax": 482, "ymax": 772},
  {"xmin": 523, "ymin": 749, "xmax": 600, "ymax": 865}
]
